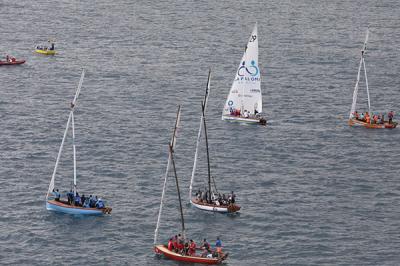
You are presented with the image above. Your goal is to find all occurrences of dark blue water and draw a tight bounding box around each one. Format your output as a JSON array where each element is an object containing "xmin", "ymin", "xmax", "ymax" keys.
[{"xmin": 1, "ymin": 1, "xmax": 400, "ymax": 265}]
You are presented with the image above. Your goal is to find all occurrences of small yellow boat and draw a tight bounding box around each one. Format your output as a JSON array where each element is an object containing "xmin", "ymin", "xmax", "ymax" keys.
[{"xmin": 35, "ymin": 49, "xmax": 56, "ymax": 55}]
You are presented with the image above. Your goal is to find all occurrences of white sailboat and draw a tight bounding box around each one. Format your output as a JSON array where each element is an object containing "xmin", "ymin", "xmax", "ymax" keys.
[
  {"xmin": 154, "ymin": 106, "xmax": 229, "ymax": 264},
  {"xmin": 348, "ymin": 28, "xmax": 397, "ymax": 129},
  {"xmin": 222, "ymin": 23, "xmax": 266, "ymax": 125},
  {"xmin": 190, "ymin": 70, "xmax": 240, "ymax": 213},
  {"xmin": 46, "ymin": 70, "xmax": 112, "ymax": 215}
]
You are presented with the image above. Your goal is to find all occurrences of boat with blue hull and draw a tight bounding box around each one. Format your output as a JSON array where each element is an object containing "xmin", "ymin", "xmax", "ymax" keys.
[
  {"xmin": 46, "ymin": 200, "xmax": 110, "ymax": 215},
  {"xmin": 45, "ymin": 69, "xmax": 112, "ymax": 216}
]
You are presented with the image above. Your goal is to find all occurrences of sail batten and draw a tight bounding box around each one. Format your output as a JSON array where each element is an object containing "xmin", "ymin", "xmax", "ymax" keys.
[{"xmin": 222, "ymin": 23, "xmax": 262, "ymax": 118}]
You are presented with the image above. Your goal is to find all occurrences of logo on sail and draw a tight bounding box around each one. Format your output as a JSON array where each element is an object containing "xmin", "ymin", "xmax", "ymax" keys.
[{"xmin": 238, "ymin": 60, "xmax": 259, "ymax": 77}]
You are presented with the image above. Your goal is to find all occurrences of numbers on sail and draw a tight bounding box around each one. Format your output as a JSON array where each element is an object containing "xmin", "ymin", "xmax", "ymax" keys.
[{"xmin": 249, "ymin": 35, "xmax": 257, "ymax": 42}]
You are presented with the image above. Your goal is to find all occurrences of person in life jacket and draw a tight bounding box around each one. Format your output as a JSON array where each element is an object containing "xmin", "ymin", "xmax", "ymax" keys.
[
  {"xmin": 188, "ymin": 239, "xmax": 196, "ymax": 256},
  {"xmin": 167, "ymin": 238, "xmax": 173, "ymax": 251},
  {"xmin": 96, "ymin": 198, "xmax": 105, "ymax": 209}
]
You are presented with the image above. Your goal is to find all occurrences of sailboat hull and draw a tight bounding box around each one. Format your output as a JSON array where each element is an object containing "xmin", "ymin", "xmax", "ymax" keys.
[
  {"xmin": 191, "ymin": 198, "xmax": 240, "ymax": 213},
  {"xmin": 222, "ymin": 115, "xmax": 266, "ymax": 124},
  {"xmin": 154, "ymin": 245, "xmax": 225, "ymax": 265},
  {"xmin": 348, "ymin": 118, "xmax": 397, "ymax": 128},
  {"xmin": 46, "ymin": 200, "xmax": 110, "ymax": 215}
]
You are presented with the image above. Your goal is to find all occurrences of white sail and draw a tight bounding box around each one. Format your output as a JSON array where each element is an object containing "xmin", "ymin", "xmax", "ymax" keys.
[
  {"xmin": 350, "ymin": 28, "xmax": 370, "ymax": 119},
  {"xmin": 189, "ymin": 70, "xmax": 211, "ymax": 201},
  {"xmin": 154, "ymin": 106, "xmax": 181, "ymax": 245},
  {"xmin": 46, "ymin": 69, "xmax": 85, "ymax": 199},
  {"xmin": 222, "ymin": 23, "xmax": 262, "ymax": 118}
]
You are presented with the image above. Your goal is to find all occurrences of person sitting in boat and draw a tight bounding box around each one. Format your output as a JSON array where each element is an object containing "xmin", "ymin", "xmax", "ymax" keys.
[
  {"xmin": 372, "ymin": 114, "xmax": 378, "ymax": 124},
  {"xmin": 172, "ymin": 235, "xmax": 178, "ymax": 252},
  {"xmin": 81, "ymin": 194, "xmax": 86, "ymax": 206},
  {"xmin": 388, "ymin": 111, "xmax": 394, "ymax": 124},
  {"xmin": 200, "ymin": 239, "xmax": 211, "ymax": 257},
  {"xmin": 74, "ymin": 192, "xmax": 81, "ymax": 206},
  {"xmin": 183, "ymin": 242, "xmax": 190, "ymax": 255},
  {"xmin": 96, "ymin": 198, "xmax": 105, "ymax": 209},
  {"xmin": 380, "ymin": 114, "xmax": 385, "ymax": 124},
  {"xmin": 228, "ymin": 191, "xmax": 236, "ymax": 204},
  {"xmin": 83, "ymin": 198, "xmax": 90, "ymax": 208},
  {"xmin": 52, "ymin": 188, "xmax": 61, "ymax": 201},
  {"xmin": 89, "ymin": 195, "xmax": 97, "ymax": 208},
  {"xmin": 167, "ymin": 238, "xmax": 174, "ymax": 251},
  {"xmin": 177, "ymin": 233, "xmax": 185, "ymax": 253},
  {"xmin": 67, "ymin": 190, "xmax": 74, "ymax": 205},
  {"xmin": 365, "ymin": 112, "xmax": 370, "ymax": 123},
  {"xmin": 352, "ymin": 111, "xmax": 359, "ymax": 120},
  {"xmin": 359, "ymin": 113, "xmax": 365, "ymax": 121},
  {"xmin": 188, "ymin": 239, "xmax": 196, "ymax": 256},
  {"xmin": 49, "ymin": 43, "xmax": 55, "ymax": 51},
  {"xmin": 195, "ymin": 189, "xmax": 201, "ymax": 200}
]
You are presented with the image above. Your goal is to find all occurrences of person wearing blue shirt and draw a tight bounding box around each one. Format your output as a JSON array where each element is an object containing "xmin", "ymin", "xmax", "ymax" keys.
[
  {"xmin": 67, "ymin": 190, "xmax": 74, "ymax": 205},
  {"xmin": 215, "ymin": 237, "xmax": 223, "ymax": 258},
  {"xmin": 96, "ymin": 198, "xmax": 105, "ymax": 209},
  {"xmin": 74, "ymin": 193, "xmax": 81, "ymax": 206},
  {"xmin": 52, "ymin": 189, "xmax": 61, "ymax": 201}
]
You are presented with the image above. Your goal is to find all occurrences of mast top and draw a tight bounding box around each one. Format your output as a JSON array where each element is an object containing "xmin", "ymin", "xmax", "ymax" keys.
[{"xmin": 71, "ymin": 69, "xmax": 85, "ymax": 110}]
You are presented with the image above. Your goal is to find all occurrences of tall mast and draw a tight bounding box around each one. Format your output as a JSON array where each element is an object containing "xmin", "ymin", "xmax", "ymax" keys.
[
  {"xmin": 169, "ymin": 143, "xmax": 185, "ymax": 239},
  {"xmin": 72, "ymin": 112, "xmax": 77, "ymax": 197},
  {"xmin": 154, "ymin": 106, "xmax": 181, "ymax": 245},
  {"xmin": 189, "ymin": 69, "xmax": 211, "ymax": 200},
  {"xmin": 70, "ymin": 69, "xmax": 85, "ymax": 196},
  {"xmin": 201, "ymin": 101, "xmax": 212, "ymax": 203}
]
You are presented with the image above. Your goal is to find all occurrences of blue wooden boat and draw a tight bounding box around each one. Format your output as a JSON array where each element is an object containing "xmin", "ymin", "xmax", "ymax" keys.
[
  {"xmin": 46, "ymin": 200, "xmax": 110, "ymax": 215},
  {"xmin": 45, "ymin": 70, "xmax": 112, "ymax": 216}
]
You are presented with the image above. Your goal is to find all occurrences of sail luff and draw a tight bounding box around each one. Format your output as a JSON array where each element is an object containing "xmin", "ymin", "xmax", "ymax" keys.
[
  {"xmin": 46, "ymin": 111, "xmax": 73, "ymax": 199},
  {"xmin": 189, "ymin": 70, "xmax": 211, "ymax": 200},
  {"xmin": 154, "ymin": 106, "xmax": 181, "ymax": 245}
]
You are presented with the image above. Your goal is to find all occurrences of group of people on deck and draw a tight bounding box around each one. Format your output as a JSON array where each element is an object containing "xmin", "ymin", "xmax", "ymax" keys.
[
  {"xmin": 352, "ymin": 111, "xmax": 395, "ymax": 124},
  {"xmin": 229, "ymin": 108, "xmax": 259, "ymax": 118},
  {"xmin": 52, "ymin": 188, "xmax": 105, "ymax": 209},
  {"xmin": 167, "ymin": 234, "xmax": 224, "ymax": 258},
  {"xmin": 195, "ymin": 189, "xmax": 236, "ymax": 206},
  {"xmin": 3, "ymin": 55, "xmax": 16, "ymax": 63},
  {"xmin": 36, "ymin": 42, "xmax": 55, "ymax": 51}
]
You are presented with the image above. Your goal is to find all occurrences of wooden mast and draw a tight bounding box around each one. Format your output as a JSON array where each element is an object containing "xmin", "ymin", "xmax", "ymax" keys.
[
  {"xmin": 201, "ymin": 101, "xmax": 212, "ymax": 203},
  {"xmin": 169, "ymin": 143, "xmax": 185, "ymax": 238}
]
